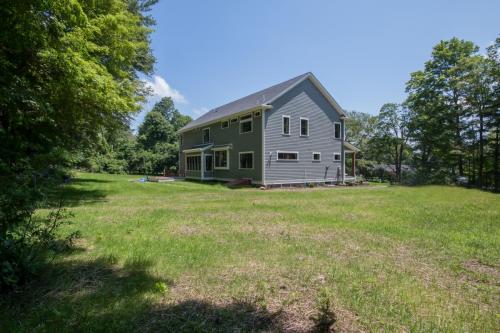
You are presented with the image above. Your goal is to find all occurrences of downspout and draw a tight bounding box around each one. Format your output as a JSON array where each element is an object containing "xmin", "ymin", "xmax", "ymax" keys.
[{"xmin": 340, "ymin": 115, "xmax": 346, "ymax": 184}]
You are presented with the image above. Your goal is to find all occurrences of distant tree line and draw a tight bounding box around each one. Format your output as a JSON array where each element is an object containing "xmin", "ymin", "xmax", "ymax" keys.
[
  {"xmin": 347, "ymin": 37, "xmax": 500, "ymax": 192},
  {"xmin": 74, "ymin": 97, "xmax": 191, "ymax": 175}
]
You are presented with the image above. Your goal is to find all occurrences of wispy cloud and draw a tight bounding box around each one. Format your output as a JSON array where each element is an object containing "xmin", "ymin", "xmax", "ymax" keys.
[
  {"xmin": 191, "ymin": 107, "xmax": 209, "ymax": 117},
  {"xmin": 144, "ymin": 75, "xmax": 187, "ymax": 104}
]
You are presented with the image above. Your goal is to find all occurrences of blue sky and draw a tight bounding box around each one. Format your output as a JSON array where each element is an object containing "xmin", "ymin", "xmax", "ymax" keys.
[{"xmin": 133, "ymin": 0, "xmax": 499, "ymax": 129}]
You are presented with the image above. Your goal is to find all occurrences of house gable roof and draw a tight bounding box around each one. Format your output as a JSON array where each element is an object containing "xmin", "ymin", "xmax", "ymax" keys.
[{"xmin": 178, "ymin": 72, "xmax": 346, "ymax": 133}]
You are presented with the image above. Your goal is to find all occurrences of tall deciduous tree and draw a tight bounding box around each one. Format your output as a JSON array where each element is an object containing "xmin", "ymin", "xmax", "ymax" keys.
[{"xmin": 371, "ymin": 103, "xmax": 410, "ymax": 182}]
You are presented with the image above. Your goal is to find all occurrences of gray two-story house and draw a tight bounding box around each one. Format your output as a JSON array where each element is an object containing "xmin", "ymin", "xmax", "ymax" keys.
[{"xmin": 178, "ymin": 72, "xmax": 359, "ymax": 186}]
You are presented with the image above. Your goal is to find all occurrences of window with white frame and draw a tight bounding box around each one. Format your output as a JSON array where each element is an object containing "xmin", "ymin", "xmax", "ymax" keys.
[
  {"xmin": 186, "ymin": 155, "xmax": 201, "ymax": 171},
  {"xmin": 282, "ymin": 115, "xmax": 290, "ymax": 135},
  {"xmin": 239, "ymin": 114, "xmax": 253, "ymax": 133},
  {"xmin": 239, "ymin": 151, "xmax": 253, "ymax": 169},
  {"xmin": 312, "ymin": 152, "xmax": 321, "ymax": 161},
  {"xmin": 300, "ymin": 117, "xmax": 309, "ymax": 136},
  {"xmin": 333, "ymin": 153, "xmax": 341, "ymax": 161},
  {"xmin": 333, "ymin": 122, "xmax": 341, "ymax": 139},
  {"xmin": 221, "ymin": 120, "xmax": 229, "ymax": 129},
  {"xmin": 277, "ymin": 151, "xmax": 298, "ymax": 161},
  {"xmin": 202, "ymin": 128, "xmax": 210, "ymax": 143},
  {"xmin": 214, "ymin": 149, "xmax": 229, "ymax": 169}
]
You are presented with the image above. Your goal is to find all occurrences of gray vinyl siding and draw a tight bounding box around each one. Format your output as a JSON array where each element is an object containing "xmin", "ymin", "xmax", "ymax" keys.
[
  {"xmin": 264, "ymin": 78, "xmax": 343, "ymax": 184},
  {"xmin": 179, "ymin": 113, "xmax": 263, "ymax": 182}
]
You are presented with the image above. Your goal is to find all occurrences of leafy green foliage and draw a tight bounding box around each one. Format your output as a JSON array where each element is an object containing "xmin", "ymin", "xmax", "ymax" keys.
[{"xmin": 0, "ymin": 0, "xmax": 157, "ymax": 289}]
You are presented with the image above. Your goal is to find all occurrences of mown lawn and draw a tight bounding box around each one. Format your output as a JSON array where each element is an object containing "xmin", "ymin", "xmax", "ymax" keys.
[{"xmin": 1, "ymin": 172, "xmax": 499, "ymax": 332}]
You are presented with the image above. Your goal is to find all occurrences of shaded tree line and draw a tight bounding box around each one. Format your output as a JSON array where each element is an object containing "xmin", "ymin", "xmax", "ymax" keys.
[
  {"xmin": 75, "ymin": 97, "xmax": 191, "ymax": 175},
  {"xmin": 347, "ymin": 36, "xmax": 500, "ymax": 192}
]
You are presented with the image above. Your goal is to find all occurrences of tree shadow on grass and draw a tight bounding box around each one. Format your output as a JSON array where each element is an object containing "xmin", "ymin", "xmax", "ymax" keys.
[
  {"xmin": 46, "ymin": 178, "xmax": 110, "ymax": 207},
  {"xmin": 1, "ymin": 256, "xmax": 286, "ymax": 332}
]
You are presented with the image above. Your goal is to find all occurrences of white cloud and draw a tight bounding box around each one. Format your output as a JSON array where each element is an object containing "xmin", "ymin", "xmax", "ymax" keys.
[
  {"xmin": 144, "ymin": 75, "xmax": 187, "ymax": 104},
  {"xmin": 191, "ymin": 107, "xmax": 209, "ymax": 117}
]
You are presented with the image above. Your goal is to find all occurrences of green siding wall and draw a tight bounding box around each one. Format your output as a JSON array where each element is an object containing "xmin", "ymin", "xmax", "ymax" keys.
[{"xmin": 179, "ymin": 112, "xmax": 263, "ymax": 182}]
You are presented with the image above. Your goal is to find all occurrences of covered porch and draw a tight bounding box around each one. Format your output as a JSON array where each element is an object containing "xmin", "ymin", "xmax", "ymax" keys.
[
  {"xmin": 183, "ymin": 144, "xmax": 213, "ymax": 180},
  {"xmin": 344, "ymin": 141, "xmax": 360, "ymax": 182}
]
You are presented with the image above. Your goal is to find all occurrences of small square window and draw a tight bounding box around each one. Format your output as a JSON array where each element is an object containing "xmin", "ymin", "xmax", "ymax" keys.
[
  {"xmin": 231, "ymin": 118, "xmax": 238, "ymax": 123},
  {"xmin": 312, "ymin": 152, "xmax": 321, "ymax": 161},
  {"xmin": 221, "ymin": 120, "xmax": 229, "ymax": 129},
  {"xmin": 254, "ymin": 111, "xmax": 261, "ymax": 117},
  {"xmin": 333, "ymin": 153, "xmax": 341, "ymax": 161}
]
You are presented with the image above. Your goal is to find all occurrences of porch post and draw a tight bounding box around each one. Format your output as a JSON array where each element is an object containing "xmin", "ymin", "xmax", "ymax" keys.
[{"xmin": 352, "ymin": 153, "xmax": 356, "ymax": 177}]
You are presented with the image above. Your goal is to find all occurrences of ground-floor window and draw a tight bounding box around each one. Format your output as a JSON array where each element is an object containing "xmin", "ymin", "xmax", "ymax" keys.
[
  {"xmin": 239, "ymin": 151, "xmax": 254, "ymax": 169},
  {"xmin": 333, "ymin": 153, "xmax": 341, "ymax": 161},
  {"xmin": 312, "ymin": 152, "xmax": 321, "ymax": 161},
  {"xmin": 186, "ymin": 155, "xmax": 201, "ymax": 171},
  {"xmin": 214, "ymin": 149, "xmax": 229, "ymax": 169},
  {"xmin": 277, "ymin": 151, "xmax": 298, "ymax": 161}
]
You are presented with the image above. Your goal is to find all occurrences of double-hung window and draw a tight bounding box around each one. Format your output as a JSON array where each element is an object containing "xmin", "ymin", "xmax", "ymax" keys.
[
  {"xmin": 282, "ymin": 115, "xmax": 290, "ymax": 135},
  {"xmin": 202, "ymin": 128, "xmax": 210, "ymax": 143},
  {"xmin": 214, "ymin": 149, "xmax": 229, "ymax": 169},
  {"xmin": 239, "ymin": 114, "xmax": 253, "ymax": 133},
  {"xmin": 333, "ymin": 122, "xmax": 341, "ymax": 139},
  {"xmin": 300, "ymin": 117, "xmax": 309, "ymax": 137},
  {"xmin": 239, "ymin": 152, "xmax": 254, "ymax": 169}
]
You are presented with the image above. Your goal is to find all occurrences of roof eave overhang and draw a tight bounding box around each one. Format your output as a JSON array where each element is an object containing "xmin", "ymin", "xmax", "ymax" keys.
[{"xmin": 177, "ymin": 104, "xmax": 272, "ymax": 134}]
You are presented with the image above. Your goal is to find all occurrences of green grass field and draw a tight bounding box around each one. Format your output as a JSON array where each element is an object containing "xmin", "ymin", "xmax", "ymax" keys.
[{"xmin": 1, "ymin": 172, "xmax": 499, "ymax": 332}]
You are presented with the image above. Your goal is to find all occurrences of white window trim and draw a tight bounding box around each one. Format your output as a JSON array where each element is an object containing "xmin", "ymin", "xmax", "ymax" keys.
[
  {"xmin": 238, "ymin": 151, "xmax": 254, "ymax": 170},
  {"xmin": 221, "ymin": 120, "xmax": 229, "ymax": 129},
  {"xmin": 333, "ymin": 152, "xmax": 341, "ymax": 161},
  {"xmin": 312, "ymin": 152, "xmax": 321, "ymax": 162},
  {"xmin": 282, "ymin": 115, "xmax": 291, "ymax": 136},
  {"xmin": 333, "ymin": 122, "xmax": 341, "ymax": 140},
  {"xmin": 202, "ymin": 127, "xmax": 211, "ymax": 143},
  {"xmin": 276, "ymin": 150, "xmax": 299, "ymax": 161},
  {"xmin": 300, "ymin": 117, "xmax": 309, "ymax": 137},
  {"xmin": 214, "ymin": 148, "xmax": 230, "ymax": 170},
  {"xmin": 239, "ymin": 114, "xmax": 253, "ymax": 134}
]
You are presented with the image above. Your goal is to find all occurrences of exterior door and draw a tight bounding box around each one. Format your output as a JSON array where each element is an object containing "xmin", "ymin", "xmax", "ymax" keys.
[{"xmin": 205, "ymin": 155, "xmax": 213, "ymax": 176}]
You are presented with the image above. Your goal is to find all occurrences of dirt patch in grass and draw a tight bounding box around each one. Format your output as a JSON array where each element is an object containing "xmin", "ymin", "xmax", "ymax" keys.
[{"xmin": 463, "ymin": 259, "xmax": 500, "ymax": 284}]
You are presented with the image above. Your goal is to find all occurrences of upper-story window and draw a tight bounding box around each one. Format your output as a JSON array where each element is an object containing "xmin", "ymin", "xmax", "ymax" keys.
[
  {"xmin": 202, "ymin": 128, "xmax": 210, "ymax": 143},
  {"xmin": 221, "ymin": 120, "xmax": 229, "ymax": 129},
  {"xmin": 282, "ymin": 115, "xmax": 290, "ymax": 135},
  {"xmin": 333, "ymin": 122, "xmax": 341, "ymax": 139},
  {"xmin": 240, "ymin": 114, "xmax": 252, "ymax": 133},
  {"xmin": 333, "ymin": 153, "xmax": 341, "ymax": 161},
  {"xmin": 312, "ymin": 152, "xmax": 321, "ymax": 161},
  {"xmin": 300, "ymin": 117, "xmax": 309, "ymax": 137}
]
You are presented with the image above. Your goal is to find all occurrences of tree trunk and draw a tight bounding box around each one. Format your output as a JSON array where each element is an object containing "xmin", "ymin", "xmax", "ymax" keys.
[
  {"xmin": 478, "ymin": 113, "xmax": 484, "ymax": 189},
  {"xmin": 495, "ymin": 125, "xmax": 499, "ymax": 193}
]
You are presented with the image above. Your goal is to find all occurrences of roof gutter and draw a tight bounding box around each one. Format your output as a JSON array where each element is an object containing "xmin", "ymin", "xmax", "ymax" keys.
[{"xmin": 177, "ymin": 104, "xmax": 273, "ymax": 134}]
